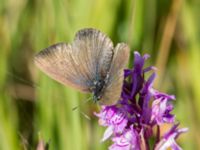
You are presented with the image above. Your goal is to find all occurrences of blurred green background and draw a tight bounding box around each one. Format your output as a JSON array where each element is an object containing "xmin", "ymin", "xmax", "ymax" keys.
[{"xmin": 0, "ymin": 0, "xmax": 199, "ymax": 149}]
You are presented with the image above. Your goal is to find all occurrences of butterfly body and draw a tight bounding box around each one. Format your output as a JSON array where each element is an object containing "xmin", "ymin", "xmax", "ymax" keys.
[
  {"xmin": 35, "ymin": 28, "xmax": 130, "ymax": 106},
  {"xmin": 90, "ymin": 74, "xmax": 109, "ymax": 102}
]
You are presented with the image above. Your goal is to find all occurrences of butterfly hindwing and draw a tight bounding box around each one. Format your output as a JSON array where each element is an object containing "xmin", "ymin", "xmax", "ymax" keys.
[
  {"xmin": 99, "ymin": 43, "xmax": 130, "ymax": 105},
  {"xmin": 34, "ymin": 43, "xmax": 91, "ymax": 92}
]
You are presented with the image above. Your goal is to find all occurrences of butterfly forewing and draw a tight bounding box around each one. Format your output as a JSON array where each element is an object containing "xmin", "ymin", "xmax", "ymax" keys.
[
  {"xmin": 73, "ymin": 29, "xmax": 114, "ymax": 79},
  {"xmin": 99, "ymin": 43, "xmax": 130, "ymax": 105}
]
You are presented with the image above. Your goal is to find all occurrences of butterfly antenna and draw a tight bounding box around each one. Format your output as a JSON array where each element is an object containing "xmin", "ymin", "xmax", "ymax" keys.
[
  {"xmin": 72, "ymin": 96, "xmax": 92, "ymax": 111},
  {"xmin": 72, "ymin": 96, "xmax": 92, "ymax": 120},
  {"xmin": 80, "ymin": 112, "xmax": 91, "ymax": 120}
]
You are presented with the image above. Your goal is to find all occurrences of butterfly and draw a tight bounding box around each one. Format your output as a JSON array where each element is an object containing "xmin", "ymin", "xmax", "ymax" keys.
[{"xmin": 34, "ymin": 28, "xmax": 130, "ymax": 105}]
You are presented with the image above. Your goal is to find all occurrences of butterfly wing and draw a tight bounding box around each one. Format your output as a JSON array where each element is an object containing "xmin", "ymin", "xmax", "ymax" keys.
[
  {"xmin": 34, "ymin": 28, "xmax": 114, "ymax": 93},
  {"xmin": 73, "ymin": 28, "xmax": 114, "ymax": 80},
  {"xmin": 34, "ymin": 43, "xmax": 91, "ymax": 92},
  {"xmin": 99, "ymin": 43, "xmax": 130, "ymax": 105}
]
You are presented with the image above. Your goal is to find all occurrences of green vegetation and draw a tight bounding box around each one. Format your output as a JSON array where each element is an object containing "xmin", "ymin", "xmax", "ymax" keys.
[{"xmin": 0, "ymin": 0, "xmax": 199, "ymax": 149}]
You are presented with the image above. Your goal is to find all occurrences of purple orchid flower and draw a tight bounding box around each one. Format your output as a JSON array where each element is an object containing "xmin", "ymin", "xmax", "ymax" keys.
[
  {"xmin": 155, "ymin": 123, "xmax": 188, "ymax": 150},
  {"xmin": 95, "ymin": 52, "xmax": 188, "ymax": 150}
]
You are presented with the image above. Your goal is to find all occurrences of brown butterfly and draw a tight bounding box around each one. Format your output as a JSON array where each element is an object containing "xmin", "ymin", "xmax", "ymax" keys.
[{"xmin": 34, "ymin": 28, "xmax": 130, "ymax": 105}]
